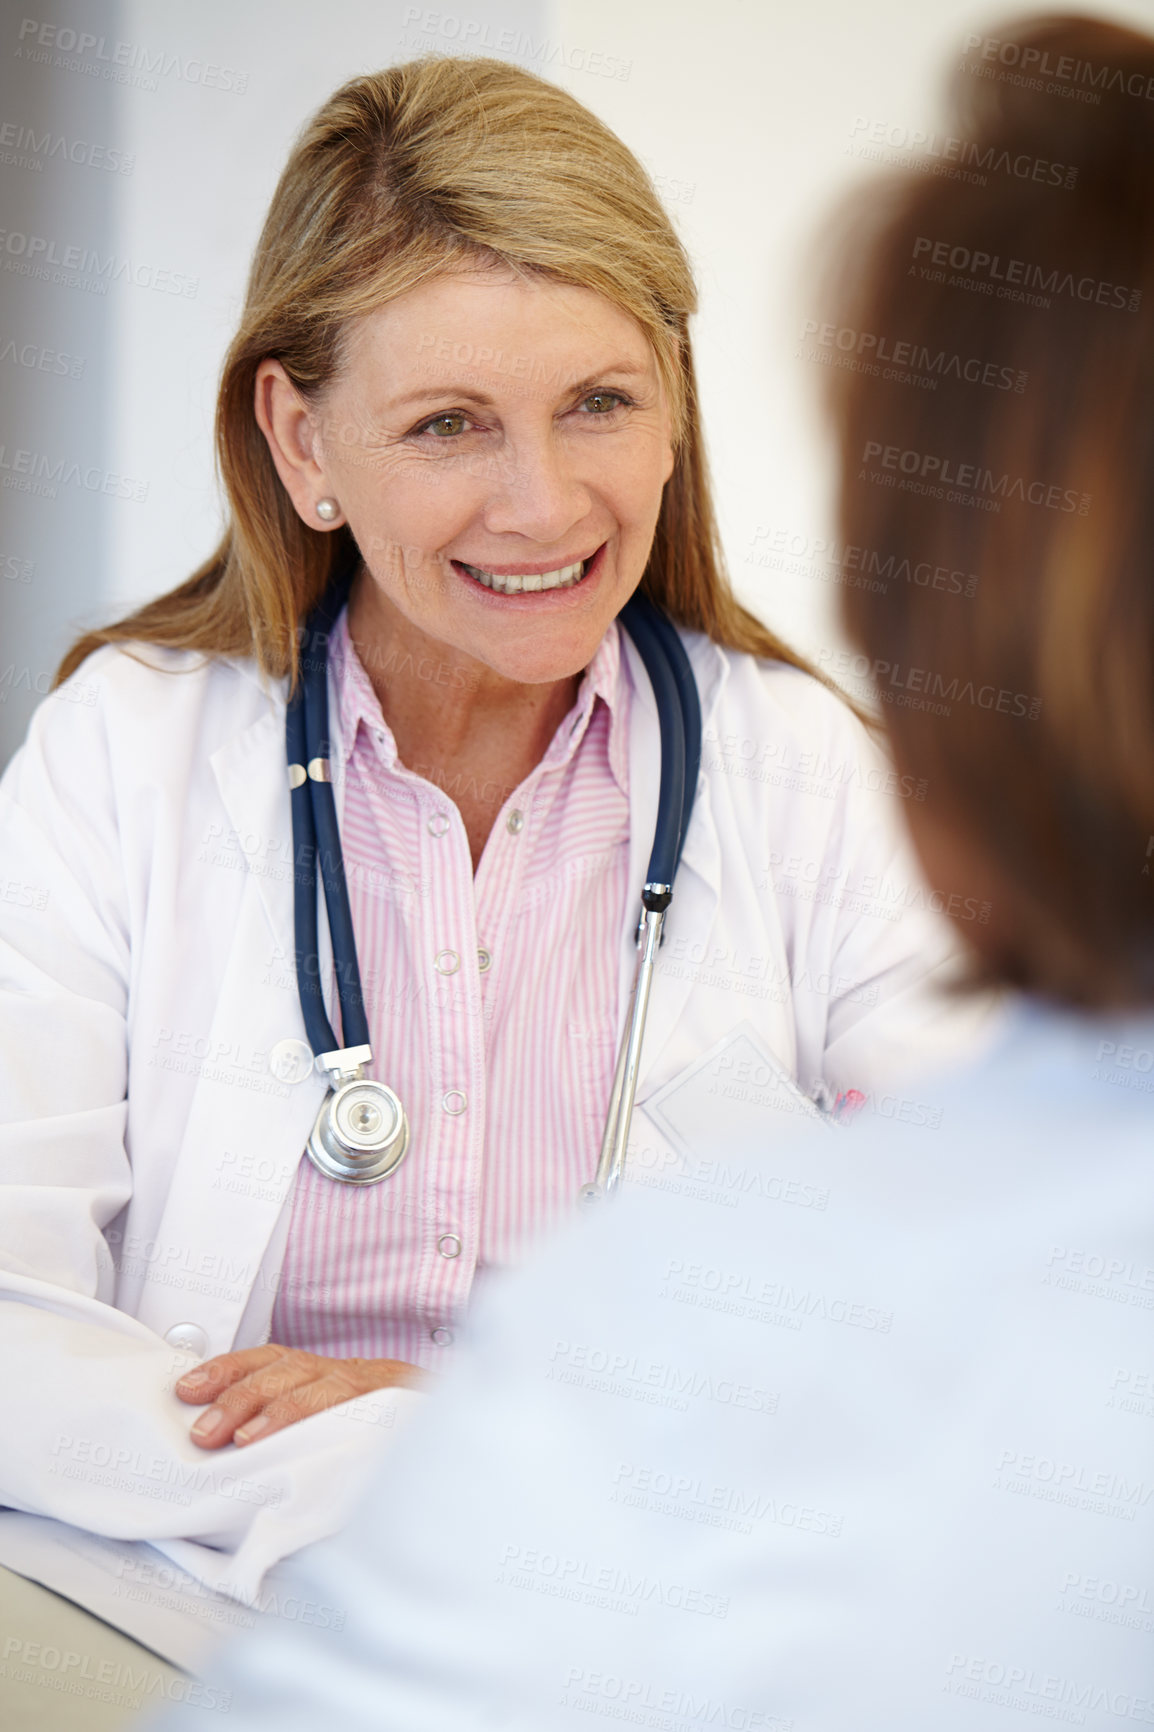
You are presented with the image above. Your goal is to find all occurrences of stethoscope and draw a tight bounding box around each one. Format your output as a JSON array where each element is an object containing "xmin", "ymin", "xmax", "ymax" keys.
[{"xmin": 286, "ymin": 570, "xmax": 702, "ymax": 1200}]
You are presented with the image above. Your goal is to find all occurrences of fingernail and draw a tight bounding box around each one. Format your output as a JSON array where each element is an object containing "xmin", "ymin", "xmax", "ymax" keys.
[
  {"xmin": 234, "ymin": 1415, "xmax": 271, "ymax": 1446},
  {"xmin": 191, "ymin": 1407, "xmax": 226, "ymax": 1442},
  {"xmin": 177, "ymin": 1369, "xmax": 211, "ymax": 1392}
]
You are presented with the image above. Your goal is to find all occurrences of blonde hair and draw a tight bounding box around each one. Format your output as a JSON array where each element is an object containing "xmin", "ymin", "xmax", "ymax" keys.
[{"xmin": 59, "ymin": 56, "xmax": 811, "ymax": 686}]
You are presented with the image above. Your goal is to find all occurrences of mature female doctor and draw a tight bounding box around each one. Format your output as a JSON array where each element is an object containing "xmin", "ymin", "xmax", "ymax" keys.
[{"xmin": 0, "ymin": 55, "xmax": 977, "ymax": 1596}]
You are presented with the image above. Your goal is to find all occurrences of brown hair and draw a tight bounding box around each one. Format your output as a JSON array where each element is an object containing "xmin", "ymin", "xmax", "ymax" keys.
[
  {"xmin": 59, "ymin": 55, "xmax": 809, "ymax": 688},
  {"xmin": 824, "ymin": 13, "xmax": 1154, "ymax": 1006}
]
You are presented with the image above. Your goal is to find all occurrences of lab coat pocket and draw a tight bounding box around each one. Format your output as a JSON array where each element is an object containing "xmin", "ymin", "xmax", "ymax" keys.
[{"xmin": 640, "ymin": 1021, "xmax": 831, "ymax": 1169}]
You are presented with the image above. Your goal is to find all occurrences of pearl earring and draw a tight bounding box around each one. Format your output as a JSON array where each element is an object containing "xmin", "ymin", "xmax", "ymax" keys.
[{"xmin": 315, "ymin": 497, "xmax": 340, "ymax": 523}]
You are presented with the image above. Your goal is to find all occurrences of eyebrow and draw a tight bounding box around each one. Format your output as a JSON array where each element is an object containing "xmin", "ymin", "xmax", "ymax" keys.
[{"xmin": 385, "ymin": 359, "xmax": 653, "ymax": 413}]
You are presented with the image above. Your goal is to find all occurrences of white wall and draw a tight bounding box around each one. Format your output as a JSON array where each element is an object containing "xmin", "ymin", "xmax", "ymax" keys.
[{"xmin": 2, "ymin": 0, "xmax": 1153, "ymax": 761}]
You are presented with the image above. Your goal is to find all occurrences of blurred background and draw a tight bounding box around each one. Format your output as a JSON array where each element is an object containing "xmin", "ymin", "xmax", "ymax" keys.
[{"xmin": 0, "ymin": 0, "xmax": 1150, "ymax": 765}]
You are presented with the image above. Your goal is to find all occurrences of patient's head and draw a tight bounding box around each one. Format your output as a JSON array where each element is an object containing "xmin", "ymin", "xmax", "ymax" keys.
[{"xmin": 825, "ymin": 12, "xmax": 1154, "ymax": 1008}]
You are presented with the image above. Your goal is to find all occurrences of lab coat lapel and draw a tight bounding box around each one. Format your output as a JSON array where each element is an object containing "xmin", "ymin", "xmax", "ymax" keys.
[
  {"xmin": 132, "ymin": 687, "xmax": 325, "ymax": 1349},
  {"xmin": 621, "ymin": 630, "xmax": 726, "ymax": 1096},
  {"xmin": 209, "ymin": 693, "xmax": 296, "ymax": 966},
  {"xmin": 206, "ymin": 668, "xmax": 344, "ymax": 985}
]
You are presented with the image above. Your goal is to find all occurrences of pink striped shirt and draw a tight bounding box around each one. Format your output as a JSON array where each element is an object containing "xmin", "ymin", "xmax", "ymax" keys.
[{"xmin": 270, "ymin": 612, "xmax": 631, "ymax": 1367}]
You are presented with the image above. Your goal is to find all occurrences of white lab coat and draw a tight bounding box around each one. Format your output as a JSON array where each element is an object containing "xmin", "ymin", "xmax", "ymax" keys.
[
  {"xmin": 0, "ymin": 626, "xmax": 983, "ymax": 1598},
  {"xmin": 156, "ymin": 1002, "xmax": 1154, "ymax": 1731}
]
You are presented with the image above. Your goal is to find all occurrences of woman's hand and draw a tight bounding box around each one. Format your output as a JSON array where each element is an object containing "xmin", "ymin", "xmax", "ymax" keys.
[{"xmin": 175, "ymin": 1345, "xmax": 426, "ymax": 1448}]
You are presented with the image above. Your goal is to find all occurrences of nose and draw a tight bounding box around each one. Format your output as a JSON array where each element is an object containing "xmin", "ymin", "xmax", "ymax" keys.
[{"xmin": 482, "ymin": 429, "xmax": 592, "ymax": 547}]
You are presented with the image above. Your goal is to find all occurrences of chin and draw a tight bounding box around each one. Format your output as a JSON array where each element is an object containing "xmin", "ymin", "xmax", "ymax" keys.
[
  {"xmin": 419, "ymin": 609, "xmax": 579, "ymax": 676},
  {"xmin": 471, "ymin": 620, "xmax": 614, "ymax": 687}
]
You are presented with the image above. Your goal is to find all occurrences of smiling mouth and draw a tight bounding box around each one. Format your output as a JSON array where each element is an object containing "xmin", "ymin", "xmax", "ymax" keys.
[{"xmin": 457, "ymin": 557, "xmax": 592, "ymax": 596}]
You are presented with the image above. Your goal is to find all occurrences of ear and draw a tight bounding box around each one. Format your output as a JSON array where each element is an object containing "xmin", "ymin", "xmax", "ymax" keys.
[
  {"xmin": 253, "ymin": 360, "xmax": 343, "ymax": 530},
  {"xmin": 661, "ymin": 430, "xmax": 676, "ymax": 486},
  {"xmin": 660, "ymin": 337, "xmax": 680, "ymax": 484}
]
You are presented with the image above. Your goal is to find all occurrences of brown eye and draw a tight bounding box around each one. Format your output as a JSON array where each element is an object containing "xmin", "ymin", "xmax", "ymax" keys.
[{"xmin": 582, "ymin": 392, "xmax": 623, "ymax": 415}]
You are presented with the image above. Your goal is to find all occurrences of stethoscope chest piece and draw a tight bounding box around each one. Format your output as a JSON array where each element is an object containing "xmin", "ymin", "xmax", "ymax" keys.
[{"xmin": 307, "ymin": 1078, "xmax": 410, "ymax": 1185}]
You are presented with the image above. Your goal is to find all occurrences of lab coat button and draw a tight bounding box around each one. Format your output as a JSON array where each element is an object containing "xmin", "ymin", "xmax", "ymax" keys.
[
  {"xmin": 477, "ymin": 947, "xmax": 492, "ymax": 973},
  {"xmin": 164, "ymin": 1323, "xmax": 209, "ymax": 1357},
  {"xmin": 437, "ymin": 1234, "xmax": 462, "ymax": 1259},
  {"xmin": 427, "ymin": 812, "xmax": 450, "ymax": 838},
  {"xmin": 430, "ymin": 1326, "xmax": 454, "ymax": 1346},
  {"xmin": 506, "ymin": 809, "xmax": 524, "ymax": 834},
  {"xmin": 434, "ymin": 949, "xmax": 460, "ymax": 975},
  {"xmin": 442, "ymin": 1089, "xmax": 467, "ymax": 1116},
  {"xmin": 269, "ymin": 1038, "xmax": 315, "ymax": 1084}
]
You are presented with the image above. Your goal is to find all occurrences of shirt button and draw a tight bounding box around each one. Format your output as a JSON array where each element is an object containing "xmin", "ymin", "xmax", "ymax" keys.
[
  {"xmin": 442, "ymin": 1089, "xmax": 467, "ymax": 1116},
  {"xmin": 506, "ymin": 809, "xmax": 524, "ymax": 835},
  {"xmin": 477, "ymin": 947, "xmax": 492, "ymax": 973},
  {"xmin": 437, "ymin": 1234, "xmax": 463, "ymax": 1259},
  {"xmin": 427, "ymin": 812, "xmax": 450, "ymax": 838},
  {"xmin": 430, "ymin": 1326, "xmax": 454, "ymax": 1346},
  {"xmin": 434, "ymin": 949, "xmax": 460, "ymax": 975}
]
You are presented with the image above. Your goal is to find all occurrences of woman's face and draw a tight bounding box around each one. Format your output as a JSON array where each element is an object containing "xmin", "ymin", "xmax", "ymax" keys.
[{"xmin": 279, "ymin": 269, "xmax": 676, "ymax": 686}]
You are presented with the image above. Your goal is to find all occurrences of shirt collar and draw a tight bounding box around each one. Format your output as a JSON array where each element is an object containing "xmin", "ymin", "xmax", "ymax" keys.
[
  {"xmin": 329, "ymin": 610, "xmax": 630, "ymax": 798},
  {"xmin": 329, "ymin": 608, "xmax": 396, "ymax": 769},
  {"xmin": 542, "ymin": 620, "xmax": 630, "ymax": 797}
]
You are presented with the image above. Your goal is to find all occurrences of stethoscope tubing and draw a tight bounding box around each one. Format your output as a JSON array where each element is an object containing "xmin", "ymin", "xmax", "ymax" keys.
[
  {"xmin": 590, "ymin": 590, "xmax": 703, "ymax": 1198},
  {"xmin": 632, "ymin": 596, "xmax": 703, "ymax": 878},
  {"xmin": 301, "ymin": 587, "xmax": 370, "ymax": 1053},
  {"xmin": 288, "ymin": 572, "xmax": 369, "ymax": 1058},
  {"xmin": 618, "ymin": 593, "xmax": 686, "ymax": 897},
  {"xmin": 287, "ymin": 666, "xmax": 330, "ymax": 1056}
]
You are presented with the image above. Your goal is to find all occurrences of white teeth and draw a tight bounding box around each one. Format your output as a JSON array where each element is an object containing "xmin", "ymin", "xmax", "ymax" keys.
[{"xmin": 461, "ymin": 559, "xmax": 588, "ymax": 595}]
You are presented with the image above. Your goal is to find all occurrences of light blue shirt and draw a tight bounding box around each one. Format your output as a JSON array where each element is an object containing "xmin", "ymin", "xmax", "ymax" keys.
[{"xmin": 158, "ymin": 999, "xmax": 1154, "ymax": 1730}]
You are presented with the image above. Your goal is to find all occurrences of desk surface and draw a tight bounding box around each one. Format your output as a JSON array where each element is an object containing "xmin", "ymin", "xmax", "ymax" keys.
[{"xmin": 0, "ymin": 1563, "xmax": 183, "ymax": 1730}]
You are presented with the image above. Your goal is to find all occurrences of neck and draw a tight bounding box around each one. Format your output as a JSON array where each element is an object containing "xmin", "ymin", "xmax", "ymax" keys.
[{"xmin": 346, "ymin": 574, "xmax": 582, "ymax": 868}]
